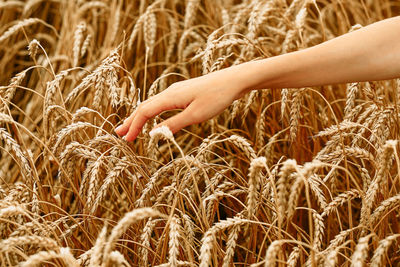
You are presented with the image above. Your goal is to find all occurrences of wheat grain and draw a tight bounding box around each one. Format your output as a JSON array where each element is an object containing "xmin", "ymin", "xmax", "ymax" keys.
[
  {"xmin": 169, "ymin": 216, "xmax": 181, "ymax": 267},
  {"xmin": 21, "ymin": 247, "xmax": 78, "ymax": 267},
  {"xmin": 28, "ymin": 38, "xmax": 39, "ymax": 59},
  {"xmin": 247, "ymin": 157, "xmax": 266, "ymax": 218},
  {"xmin": 89, "ymin": 225, "xmax": 108, "ymax": 267},
  {"xmin": 0, "ymin": 235, "xmax": 59, "ymax": 253},
  {"xmin": 0, "ymin": 128, "xmax": 32, "ymax": 183},
  {"xmin": 73, "ymin": 22, "xmax": 86, "ymax": 67},
  {"xmin": 322, "ymin": 189, "xmax": 360, "ymax": 218},
  {"xmin": 286, "ymin": 246, "xmax": 301, "ymax": 267},
  {"xmin": 184, "ymin": 0, "xmax": 200, "ymax": 30},
  {"xmin": 277, "ymin": 159, "xmax": 297, "ymax": 224},
  {"xmin": 370, "ymin": 234, "xmax": 400, "ymax": 266},
  {"xmin": 199, "ymin": 217, "xmax": 247, "ymax": 267},
  {"xmin": 102, "ymin": 208, "xmax": 165, "ymax": 264},
  {"xmin": 139, "ymin": 218, "xmax": 158, "ymax": 266},
  {"xmin": 222, "ymin": 223, "xmax": 241, "ymax": 267},
  {"xmin": 361, "ymin": 140, "xmax": 396, "ymax": 226},
  {"xmin": 91, "ymin": 158, "xmax": 130, "ymax": 214},
  {"xmin": 312, "ymin": 210, "xmax": 324, "ymax": 252},
  {"xmin": 369, "ymin": 192, "xmax": 400, "ymax": 228},
  {"xmin": 351, "ymin": 234, "xmax": 374, "ymax": 267},
  {"xmin": 166, "ymin": 15, "xmax": 178, "ymax": 63},
  {"xmin": 315, "ymin": 120, "xmax": 360, "ymax": 137},
  {"xmin": 289, "ymin": 89, "xmax": 303, "ymax": 141},
  {"xmin": 109, "ymin": 250, "xmax": 130, "ymax": 266},
  {"xmin": 80, "ymin": 33, "xmax": 91, "ymax": 58},
  {"xmin": 344, "ymin": 83, "xmax": 359, "ymax": 117},
  {"xmin": 0, "ymin": 205, "xmax": 26, "ymax": 218},
  {"xmin": 144, "ymin": 11, "xmax": 157, "ymax": 57},
  {"xmin": 1, "ymin": 70, "xmax": 26, "ymax": 113},
  {"xmin": 227, "ymin": 135, "xmax": 257, "ymax": 159},
  {"xmin": 0, "ymin": 18, "xmax": 42, "ymax": 43},
  {"xmin": 265, "ymin": 240, "xmax": 284, "ymax": 266}
]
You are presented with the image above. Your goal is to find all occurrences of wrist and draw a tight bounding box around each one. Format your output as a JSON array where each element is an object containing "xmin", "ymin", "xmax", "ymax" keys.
[
  {"xmin": 230, "ymin": 59, "xmax": 279, "ymax": 94},
  {"xmin": 225, "ymin": 61, "xmax": 263, "ymax": 98}
]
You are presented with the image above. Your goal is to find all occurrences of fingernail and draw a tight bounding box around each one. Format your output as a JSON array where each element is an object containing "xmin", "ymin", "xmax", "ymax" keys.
[
  {"xmin": 122, "ymin": 135, "xmax": 127, "ymax": 141},
  {"xmin": 115, "ymin": 125, "xmax": 122, "ymax": 132}
]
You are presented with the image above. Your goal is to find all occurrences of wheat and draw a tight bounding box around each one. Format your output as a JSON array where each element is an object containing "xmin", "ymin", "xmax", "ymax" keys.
[
  {"xmin": 0, "ymin": 128, "xmax": 32, "ymax": 183},
  {"xmin": 0, "ymin": 18, "xmax": 42, "ymax": 43},
  {"xmin": 144, "ymin": 11, "xmax": 157, "ymax": 57},
  {"xmin": 286, "ymin": 246, "xmax": 301, "ymax": 267},
  {"xmin": 80, "ymin": 33, "xmax": 91, "ymax": 57},
  {"xmin": 312, "ymin": 210, "xmax": 324, "ymax": 251},
  {"xmin": 1, "ymin": 70, "xmax": 26, "ymax": 113},
  {"xmin": 325, "ymin": 248, "xmax": 339, "ymax": 267},
  {"xmin": 91, "ymin": 158, "xmax": 130, "ymax": 214},
  {"xmin": 277, "ymin": 159, "xmax": 297, "ymax": 224},
  {"xmin": 227, "ymin": 134, "xmax": 257, "ymax": 159},
  {"xmin": 103, "ymin": 208, "xmax": 165, "ymax": 264},
  {"xmin": 322, "ymin": 189, "xmax": 360, "ymax": 218},
  {"xmin": 289, "ymin": 88, "xmax": 303, "ymax": 141},
  {"xmin": 370, "ymin": 234, "xmax": 400, "ymax": 266},
  {"xmin": 361, "ymin": 140, "xmax": 396, "ymax": 225},
  {"xmin": 369, "ymin": 192, "xmax": 400, "ymax": 228},
  {"xmin": 315, "ymin": 120, "xmax": 360, "ymax": 137},
  {"xmin": 318, "ymin": 146, "xmax": 375, "ymax": 162},
  {"xmin": 73, "ymin": 22, "xmax": 86, "ymax": 67},
  {"xmin": 166, "ymin": 15, "xmax": 178, "ymax": 63},
  {"xmin": 222, "ymin": 223, "xmax": 241, "ymax": 267},
  {"xmin": 89, "ymin": 225, "xmax": 108, "ymax": 267},
  {"xmin": 1, "ymin": 1, "xmax": 400, "ymax": 266},
  {"xmin": 184, "ymin": 0, "xmax": 200, "ymax": 29},
  {"xmin": 199, "ymin": 217, "xmax": 247, "ymax": 267},
  {"xmin": 0, "ymin": 205, "xmax": 27, "ymax": 218},
  {"xmin": 169, "ymin": 216, "xmax": 181, "ymax": 267},
  {"xmin": 139, "ymin": 218, "xmax": 158, "ymax": 266},
  {"xmin": 265, "ymin": 240, "xmax": 284, "ymax": 266},
  {"xmin": 344, "ymin": 83, "xmax": 359, "ymax": 117},
  {"xmin": 21, "ymin": 247, "xmax": 79, "ymax": 267},
  {"xmin": 28, "ymin": 38, "xmax": 39, "ymax": 59},
  {"xmin": 351, "ymin": 234, "xmax": 374, "ymax": 267},
  {"xmin": 0, "ymin": 235, "xmax": 59, "ymax": 253},
  {"xmin": 247, "ymin": 157, "xmax": 266, "ymax": 218}
]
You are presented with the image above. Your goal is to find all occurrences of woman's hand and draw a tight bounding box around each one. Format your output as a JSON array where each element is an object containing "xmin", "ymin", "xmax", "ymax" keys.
[
  {"xmin": 116, "ymin": 16, "xmax": 400, "ymax": 142},
  {"xmin": 115, "ymin": 66, "xmax": 250, "ymax": 141}
]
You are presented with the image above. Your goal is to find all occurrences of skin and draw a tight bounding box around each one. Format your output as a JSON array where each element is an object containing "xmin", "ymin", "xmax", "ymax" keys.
[{"xmin": 116, "ymin": 16, "xmax": 400, "ymax": 141}]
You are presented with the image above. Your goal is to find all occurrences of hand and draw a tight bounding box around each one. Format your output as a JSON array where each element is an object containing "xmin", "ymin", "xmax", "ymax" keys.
[{"xmin": 115, "ymin": 66, "xmax": 250, "ymax": 141}]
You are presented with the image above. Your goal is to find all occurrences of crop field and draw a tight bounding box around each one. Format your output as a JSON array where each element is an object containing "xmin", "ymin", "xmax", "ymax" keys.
[{"xmin": 0, "ymin": 0, "xmax": 400, "ymax": 266}]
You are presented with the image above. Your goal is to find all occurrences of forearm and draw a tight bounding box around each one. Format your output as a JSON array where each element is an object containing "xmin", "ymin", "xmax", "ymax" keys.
[{"xmin": 235, "ymin": 16, "xmax": 400, "ymax": 91}]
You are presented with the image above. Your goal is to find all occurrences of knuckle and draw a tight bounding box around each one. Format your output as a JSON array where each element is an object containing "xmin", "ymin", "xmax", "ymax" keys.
[
  {"xmin": 168, "ymin": 81, "xmax": 183, "ymax": 90},
  {"xmin": 189, "ymin": 110, "xmax": 202, "ymax": 123},
  {"xmin": 137, "ymin": 104, "xmax": 151, "ymax": 120},
  {"xmin": 137, "ymin": 103, "xmax": 146, "ymax": 113}
]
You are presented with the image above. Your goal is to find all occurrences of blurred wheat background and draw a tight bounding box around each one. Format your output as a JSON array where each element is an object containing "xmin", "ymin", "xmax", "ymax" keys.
[{"xmin": 0, "ymin": 0, "xmax": 400, "ymax": 266}]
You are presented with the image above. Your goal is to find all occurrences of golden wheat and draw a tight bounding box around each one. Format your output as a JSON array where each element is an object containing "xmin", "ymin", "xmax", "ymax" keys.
[{"xmin": 0, "ymin": 0, "xmax": 399, "ymax": 266}]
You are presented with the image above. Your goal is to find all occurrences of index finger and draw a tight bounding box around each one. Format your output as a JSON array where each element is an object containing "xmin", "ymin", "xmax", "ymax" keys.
[{"xmin": 125, "ymin": 94, "xmax": 181, "ymax": 141}]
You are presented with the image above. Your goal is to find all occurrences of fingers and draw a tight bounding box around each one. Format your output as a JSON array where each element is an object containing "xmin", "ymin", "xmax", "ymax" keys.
[
  {"xmin": 155, "ymin": 104, "xmax": 199, "ymax": 134},
  {"xmin": 124, "ymin": 95, "xmax": 181, "ymax": 142},
  {"xmin": 115, "ymin": 111, "xmax": 136, "ymax": 136},
  {"xmin": 115, "ymin": 95, "xmax": 163, "ymax": 137}
]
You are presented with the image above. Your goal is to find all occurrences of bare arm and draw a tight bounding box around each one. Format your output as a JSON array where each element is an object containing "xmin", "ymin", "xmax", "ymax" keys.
[
  {"xmin": 116, "ymin": 16, "xmax": 400, "ymax": 141},
  {"xmin": 243, "ymin": 16, "xmax": 400, "ymax": 90}
]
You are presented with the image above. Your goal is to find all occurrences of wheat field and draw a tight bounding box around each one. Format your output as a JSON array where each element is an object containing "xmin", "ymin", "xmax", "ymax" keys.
[{"xmin": 0, "ymin": 0, "xmax": 399, "ymax": 266}]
